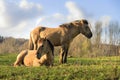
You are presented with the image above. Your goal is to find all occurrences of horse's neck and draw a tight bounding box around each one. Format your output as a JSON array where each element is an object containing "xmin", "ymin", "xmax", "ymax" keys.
[{"xmin": 68, "ymin": 27, "xmax": 80, "ymax": 39}]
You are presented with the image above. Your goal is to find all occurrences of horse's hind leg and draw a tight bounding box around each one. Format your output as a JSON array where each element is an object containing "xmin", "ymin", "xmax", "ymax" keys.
[
  {"xmin": 14, "ymin": 50, "xmax": 27, "ymax": 67},
  {"xmin": 31, "ymin": 34, "xmax": 39, "ymax": 50},
  {"xmin": 14, "ymin": 55, "xmax": 23, "ymax": 67}
]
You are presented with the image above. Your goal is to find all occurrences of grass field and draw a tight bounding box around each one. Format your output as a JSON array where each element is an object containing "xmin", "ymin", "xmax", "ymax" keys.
[{"xmin": 0, "ymin": 53, "xmax": 120, "ymax": 80}]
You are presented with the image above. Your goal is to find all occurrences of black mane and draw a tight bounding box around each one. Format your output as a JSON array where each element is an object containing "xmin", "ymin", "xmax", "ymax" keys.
[
  {"xmin": 82, "ymin": 20, "xmax": 88, "ymax": 24},
  {"xmin": 46, "ymin": 39, "xmax": 54, "ymax": 56},
  {"xmin": 59, "ymin": 23, "xmax": 73, "ymax": 29}
]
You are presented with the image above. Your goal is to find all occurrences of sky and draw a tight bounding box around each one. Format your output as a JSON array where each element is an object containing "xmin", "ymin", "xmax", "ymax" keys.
[{"xmin": 0, "ymin": 0, "xmax": 119, "ymax": 39}]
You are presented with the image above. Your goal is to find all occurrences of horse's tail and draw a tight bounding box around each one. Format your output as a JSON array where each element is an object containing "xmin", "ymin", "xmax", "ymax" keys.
[{"xmin": 29, "ymin": 33, "xmax": 34, "ymax": 50}]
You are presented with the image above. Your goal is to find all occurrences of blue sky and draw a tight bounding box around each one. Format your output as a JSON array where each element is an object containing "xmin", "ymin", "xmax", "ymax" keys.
[
  {"xmin": 34, "ymin": 0, "xmax": 120, "ymax": 21},
  {"xmin": 0, "ymin": 0, "xmax": 119, "ymax": 39}
]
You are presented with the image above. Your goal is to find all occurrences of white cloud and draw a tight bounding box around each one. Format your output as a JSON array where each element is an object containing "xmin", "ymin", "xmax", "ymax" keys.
[
  {"xmin": 19, "ymin": 0, "xmax": 33, "ymax": 9},
  {"xmin": 0, "ymin": 0, "xmax": 42, "ymax": 28},
  {"xmin": 36, "ymin": 13, "xmax": 66, "ymax": 27},
  {"xmin": 0, "ymin": 0, "xmax": 99, "ymax": 38},
  {"xmin": 36, "ymin": 1, "xmax": 85, "ymax": 27},
  {"xmin": 19, "ymin": 0, "xmax": 42, "ymax": 10},
  {"xmin": 0, "ymin": 0, "xmax": 43, "ymax": 38},
  {"xmin": 65, "ymin": 1, "xmax": 84, "ymax": 21}
]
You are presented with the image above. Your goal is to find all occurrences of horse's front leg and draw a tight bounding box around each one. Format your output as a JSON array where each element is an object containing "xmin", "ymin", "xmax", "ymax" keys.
[
  {"xmin": 63, "ymin": 44, "xmax": 69, "ymax": 63},
  {"xmin": 14, "ymin": 50, "xmax": 27, "ymax": 67},
  {"xmin": 63, "ymin": 49, "xmax": 68, "ymax": 63},
  {"xmin": 59, "ymin": 44, "xmax": 69, "ymax": 64}
]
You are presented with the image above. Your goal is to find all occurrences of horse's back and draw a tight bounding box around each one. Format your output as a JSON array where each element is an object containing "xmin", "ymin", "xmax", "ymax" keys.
[
  {"xmin": 40, "ymin": 28, "xmax": 62, "ymax": 46},
  {"xmin": 30, "ymin": 26, "xmax": 65, "ymax": 46}
]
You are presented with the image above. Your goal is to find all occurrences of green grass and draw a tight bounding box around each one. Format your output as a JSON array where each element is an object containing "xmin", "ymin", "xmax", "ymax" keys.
[{"xmin": 0, "ymin": 54, "xmax": 120, "ymax": 80}]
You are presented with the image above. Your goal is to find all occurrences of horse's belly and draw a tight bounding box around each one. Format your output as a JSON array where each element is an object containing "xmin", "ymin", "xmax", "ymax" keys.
[
  {"xmin": 40, "ymin": 31, "xmax": 61, "ymax": 46},
  {"xmin": 49, "ymin": 37, "xmax": 61, "ymax": 46}
]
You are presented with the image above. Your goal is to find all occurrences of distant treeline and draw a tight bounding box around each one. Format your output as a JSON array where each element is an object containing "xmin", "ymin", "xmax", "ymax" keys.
[
  {"xmin": 0, "ymin": 35, "xmax": 120, "ymax": 57},
  {"xmin": 0, "ymin": 36, "xmax": 28, "ymax": 54}
]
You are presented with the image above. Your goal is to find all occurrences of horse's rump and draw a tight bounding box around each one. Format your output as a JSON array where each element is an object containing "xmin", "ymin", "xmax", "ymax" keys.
[{"xmin": 29, "ymin": 27, "xmax": 46, "ymax": 50}]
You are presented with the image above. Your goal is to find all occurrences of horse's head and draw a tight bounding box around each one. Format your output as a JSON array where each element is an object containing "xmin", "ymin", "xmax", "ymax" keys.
[
  {"xmin": 73, "ymin": 19, "xmax": 93, "ymax": 39},
  {"xmin": 36, "ymin": 38, "xmax": 54, "ymax": 59}
]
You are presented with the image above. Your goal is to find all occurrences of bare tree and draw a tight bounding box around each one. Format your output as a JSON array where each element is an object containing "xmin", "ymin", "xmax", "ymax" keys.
[
  {"xmin": 0, "ymin": 36, "xmax": 4, "ymax": 43},
  {"xmin": 109, "ymin": 21, "xmax": 120, "ymax": 45},
  {"xmin": 94, "ymin": 21, "xmax": 102, "ymax": 45}
]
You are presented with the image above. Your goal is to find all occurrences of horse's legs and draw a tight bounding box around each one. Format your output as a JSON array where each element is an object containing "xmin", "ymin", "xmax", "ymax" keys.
[
  {"xmin": 14, "ymin": 56, "xmax": 22, "ymax": 66},
  {"xmin": 33, "ymin": 58, "xmax": 41, "ymax": 67},
  {"xmin": 59, "ymin": 46, "xmax": 65, "ymax": 64},
  {"xmin": 32, "ymin": 34, "xmax": 39, "ymax": 50},
  {"xmin": 59, "ymin": 44, "xmax": 69, "ymax": 64},
  {"xmin": 14, "ymin": 50, "xmax": 27, "ymax": 66},
  {"xmin": 63, "ymin": 48, "xmax": 68, "ymax": 63},
  {"xmin": 34, "ymin": 43, "xmax": 37, "ymax": 50},
  {"xmin": 63, "ymin": 44, "xmax": 69, "ymax": 63}
]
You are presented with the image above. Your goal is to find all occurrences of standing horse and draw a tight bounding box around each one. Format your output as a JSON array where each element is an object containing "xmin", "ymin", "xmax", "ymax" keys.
[
  {"xmin": 29, "ymin": 19, "xmax": 92, "ymax": 64},
  {"xmin": 14, "ymin": 38, "xmax": 54, "ymax": 67}
]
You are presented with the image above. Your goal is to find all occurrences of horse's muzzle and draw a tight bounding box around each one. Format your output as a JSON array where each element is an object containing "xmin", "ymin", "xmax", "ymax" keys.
[
  {"xmin": 36, "ymin": 53, "xmax": 41, "ymax": 59},
  {"xmin": 88, "ymin": 33, "xmax": 92, "ymax": 39}
]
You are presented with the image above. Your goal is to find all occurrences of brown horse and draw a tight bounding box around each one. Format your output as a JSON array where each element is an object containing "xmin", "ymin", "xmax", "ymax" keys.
[
  {"xmin": 29, "ymin": 19, "xmax": 92, "ymax": 64},
  {"xmin": 14, "ymin": 38, "xmax": 54, "ymax": 67}
]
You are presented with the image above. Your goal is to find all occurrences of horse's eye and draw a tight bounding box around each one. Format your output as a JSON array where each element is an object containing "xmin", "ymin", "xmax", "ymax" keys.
[{"xmin": 41, "ymin": 45, "xmax": 44, "ymax": 47}]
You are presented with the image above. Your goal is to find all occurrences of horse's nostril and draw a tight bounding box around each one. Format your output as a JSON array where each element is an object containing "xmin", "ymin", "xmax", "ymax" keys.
[{"xmin": 37, "ymin": 54, "xmax": 41, "ymax": 59}]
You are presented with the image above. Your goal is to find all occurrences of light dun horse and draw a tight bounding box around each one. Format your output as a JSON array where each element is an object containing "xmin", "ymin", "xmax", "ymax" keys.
[
  {"xmin": 29, "ymin": 19, "xmax": 92, "ymax": 64},
  {"xmin": 14, "ymin": 38, "xmax": 54, "ymax": 67}
]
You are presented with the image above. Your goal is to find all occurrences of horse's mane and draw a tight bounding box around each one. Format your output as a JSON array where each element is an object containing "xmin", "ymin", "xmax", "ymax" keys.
[
  {"xmin": 36, "ymin": 38, "xmax": 54, "ymax": 58},
  {"xmin": 46, "ymin": 39, "xmax": 54, "ymax": 56},
  {"xmin": 59, "ymin": 23, "xmax": 73, "ymax": 29},
  {"xmin": 80, "ymin": 19, "xmax": 88, "ymax": 24},
  {"xmin": 39, "ymin": 38, "xmax": 54, "ymax": 55},
  {"xmin": 59, "ymin": 19, "xmax": 88, "ymax": 29}
]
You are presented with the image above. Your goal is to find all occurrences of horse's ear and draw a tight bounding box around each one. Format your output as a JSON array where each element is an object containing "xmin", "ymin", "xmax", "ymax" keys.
[
  {"xmin": 44, "ymin": 37, "xmax": 46, "ymax": 40},
  {"xmin": 80, "ymin": 20, "xmax": 84, "ymax": 25},
  {"xmin": 70, "ymin": 23, "xmax": 74, "ymax": 26},
  {"xmin": 80, "ymin": 19, "xmax": 88, "ymax": 25}
]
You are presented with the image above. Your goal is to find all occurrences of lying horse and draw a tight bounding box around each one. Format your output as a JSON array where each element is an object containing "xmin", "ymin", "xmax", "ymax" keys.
[
  {"xmin": 14, "ymin": 38, "xmax": 54, "ymax": 67},
  {"xmin": 29, "ymin": 19, "xmax": 92, "ymax": 63}
]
